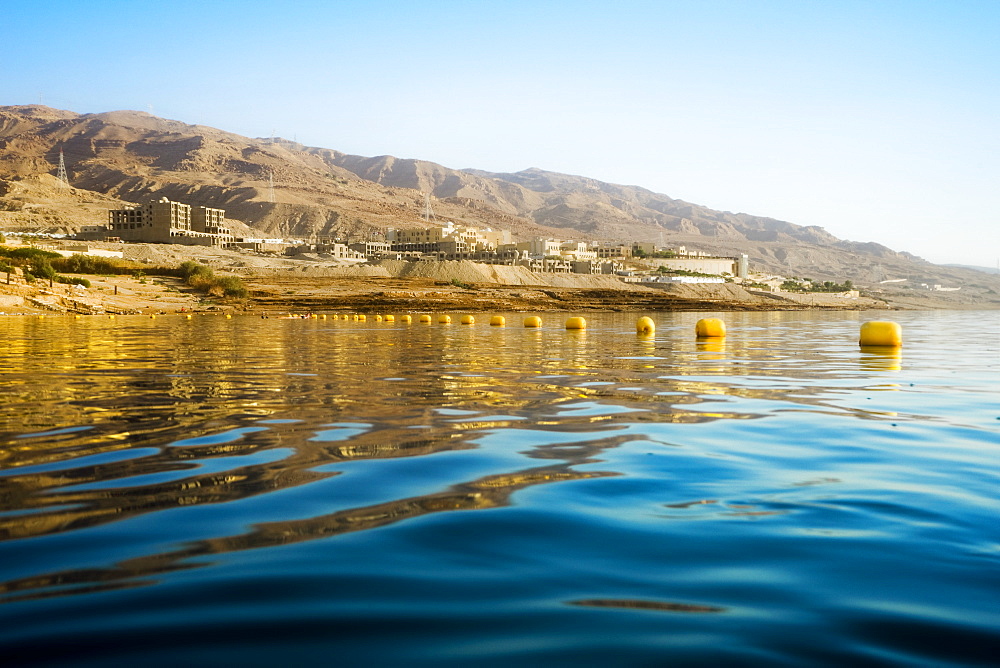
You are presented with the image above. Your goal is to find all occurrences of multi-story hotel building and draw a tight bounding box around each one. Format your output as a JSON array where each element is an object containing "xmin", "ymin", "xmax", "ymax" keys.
[{"xmin": 108, "ymin": 197, "xmax": 233, "ymax": 246}]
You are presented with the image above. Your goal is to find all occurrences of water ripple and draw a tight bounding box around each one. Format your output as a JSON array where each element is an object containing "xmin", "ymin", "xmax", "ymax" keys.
[{"xmin": 0, "ymin": 311, "xmax": 997, "ymax": 665}]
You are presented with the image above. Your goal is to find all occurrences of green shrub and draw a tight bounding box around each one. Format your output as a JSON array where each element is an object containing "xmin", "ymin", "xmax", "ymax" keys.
[
  {"xmin": 656, "ymin": 267, "xmax": 720, "ymax": 278},
  {"xmin": 178, "ymin": 261, "xmax": 247, "ymax": 299},
  {"xmin": 55, "ymin": 275, "xmax": 91, "ymax": 288},
  {"xmin": 179, "ymin": 261, "xmax": 213, "ymax": 280},
  {"xmin": 187, "ymin": 271, "xmax": 215, "ymax": 290},
  {"xmin": 780, "ymin": 279, "xmax": 803, "ymax": 292},
  {"xmin": 0, "ymin": 246, "xmax": 61, "ymax": 264},
  {"xmin": 781, "ymin": 278, "xmax": 854, "ymax": 293},
  {"xmin": 215, "ymin": 276, "xmax": 248, "ymax": 298},
  {"xmin": 15, "ymin": 247, "xmax": 60, "ymax": 261},
  {"xmin": 55, "ymin": 254, "xmax": 137, "ymax": 275},
  {"xmin": 51, "ymin": 254, "xmax": 179, "ymax": 277},
  {"xmin": 30, "ymin": 259, "xmax": 58, "ymax": 281}
]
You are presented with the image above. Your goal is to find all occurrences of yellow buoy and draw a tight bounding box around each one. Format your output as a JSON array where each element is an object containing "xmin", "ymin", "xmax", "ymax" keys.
[
  {"xmin": 439, "ymin": 314, "xmax": 452, "ymax": 324},
  {"xmin": 400, "ymin": 315, "xmax": 412, "ymax": 323},
  {"xmin": 186, "ymin": 314, "xmax": 192, "ymax": 319},
  {"xmin": 385, "ymin": 314, "xmax": 395, "ymax": 322},
  {"xmin": 149, "ymin": 314, "xmax": 156, "ymax": 319},
  {"xmin": 419, "ymin": 314, "xmax": 432, "ymax": 323},
  {"xmin": 321, "ymin": 314, "xmax": 327, "ymax": 320},
  {"xmin": 565, "ymin": 316, "xmax": 587, "ymax": 330},
  {"xmin": 695, "ymin": 317, "xmax": 726, "ymax": 338},
  {"xmin": 358, "ymin": 314, "xmax": 367, "ymax": 321},
  {"xmin": 225, "ymin": 314, "xmax": 232, "ymax": 319},
  {"xmin": 74, "ymin": 315, "xmax": 81, "ymax": 319},
  {"xmin": 490, "ymin": 315, "xmax": 506, "ymax": 327},
  {"xmin": 109, "ymin": 314, "xmax": 115, "ymax": 319},
  {"xmin": 636, "ymin": 316, "xmax": 655, "ymax": 335},
  {"xmin": 461, "ymin": 315, "xmax": 475, "ymax": 325},
  {"xmin": 375, "ymin": 315, "xmax": 383, "ymax": 321},
  {"xmin": 859, "ymin": 321, "xmax": 902, "ymax": 347},
  {"xmin": 524, "ymin": 316, "xmax": 542, "ymax": 328}
]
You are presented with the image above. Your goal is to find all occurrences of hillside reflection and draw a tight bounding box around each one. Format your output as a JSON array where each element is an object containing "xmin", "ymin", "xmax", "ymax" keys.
[{"xmin": 0, "ymin": 314, "xmax": 910, "ymax": 604}]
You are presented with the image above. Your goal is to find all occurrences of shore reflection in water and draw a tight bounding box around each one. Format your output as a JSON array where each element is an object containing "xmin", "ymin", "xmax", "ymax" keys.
[{"xmin": 0, "ymin": 311, "xmax": 998, "ymax": 666}]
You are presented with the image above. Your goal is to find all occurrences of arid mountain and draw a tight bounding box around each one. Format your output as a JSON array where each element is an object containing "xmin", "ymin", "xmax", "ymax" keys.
[
  {"xmin": 0, "ymin": 105, "xmax": 556, "ymax": 243},
  {"xmin": 1, "ymin": 104, "xmax": 997, "ymax": 301}
]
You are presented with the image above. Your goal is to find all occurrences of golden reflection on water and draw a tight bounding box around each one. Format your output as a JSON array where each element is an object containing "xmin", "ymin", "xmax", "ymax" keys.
[
  {"xmin": 0, "ymin": 313, "xmax": 914, "ymax": 603},
  {"xmin": 860, "ymin": 347, "xmax": 903, "ymax": 372}
]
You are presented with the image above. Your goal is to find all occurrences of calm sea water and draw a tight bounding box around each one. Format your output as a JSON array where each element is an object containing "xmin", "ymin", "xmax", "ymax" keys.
[{"xmin": 1, "ymin": 310, "xmax": 998, "ymax": 666}]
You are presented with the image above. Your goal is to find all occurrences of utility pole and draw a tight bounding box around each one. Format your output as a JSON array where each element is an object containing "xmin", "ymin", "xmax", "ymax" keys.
[
  {"xmin": 56, "ymin": 149, "xmax": 69, "ymax": 187},
  {"xmin": 423, "ymin": 193, "xmax": 435, "ymax": 222}
]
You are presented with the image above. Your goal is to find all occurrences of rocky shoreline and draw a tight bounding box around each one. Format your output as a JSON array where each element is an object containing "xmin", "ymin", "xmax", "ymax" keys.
[
  {"xmin": 0, "ymin": 271, "xmax": 889, "ymax": 317},
  {"xmin": 2, "ymin": 241, "xmax": 995, "ymax": 316}
]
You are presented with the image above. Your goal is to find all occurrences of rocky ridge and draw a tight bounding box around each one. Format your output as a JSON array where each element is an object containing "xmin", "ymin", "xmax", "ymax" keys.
[{"xmin": 1, "ymin": 105, "xmax": 999, "ymax": 306}]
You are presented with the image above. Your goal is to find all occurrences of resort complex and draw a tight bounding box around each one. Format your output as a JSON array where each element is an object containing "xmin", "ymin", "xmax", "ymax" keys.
[{"xmin": 76, "ymin": 197, "xmax": 751, "ymax": 281}]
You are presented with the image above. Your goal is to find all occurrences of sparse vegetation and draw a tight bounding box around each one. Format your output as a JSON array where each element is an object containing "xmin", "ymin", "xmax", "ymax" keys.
[
  {"xmin": 450, "ymin": 278, "xmax": 474, "ymax": 290},
  {"xmin": 782, "ymin": 278, "xmax": 854, "ymax": 293},
  {"xmin": 656, "ymin": 266, "xmax": 720, "ymax": 278},
  {"xmin": 3, "ymin": 251, "xmax": 245, "ymax": 298},
  {"xmin": 55, "ymin": 275, "xmax": 90, "ymax": 288},
  {"xmin": 0, "ymin": 253, "xmax": 93, "ymax": 288},
  {"xmin": 0, "ymin": 246, "xmax": 61, "ymax": 264},
  {"xmin": 179, "ymin": 261, "xmax": 248, "ymax": 298},
  {"xmin": 29, "ymin": 258, "xmax": 57, "ymax": 281},
  {"xmin": 51, "ymin": 254, "xmax": 166, "ymax": 276}
]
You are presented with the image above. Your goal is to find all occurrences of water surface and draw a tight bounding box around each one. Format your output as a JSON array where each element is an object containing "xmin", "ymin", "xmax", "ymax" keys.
[{"xmin": 1, "ymin": 311, "xmax": 998, "ymax": 666}]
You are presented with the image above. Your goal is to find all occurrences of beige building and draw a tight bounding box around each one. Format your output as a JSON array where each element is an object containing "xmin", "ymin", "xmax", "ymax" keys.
[
  {"xmin": 108, "ymin": 198, "xmax": 233, "ymax": 247},
  {"xmin": 644, "ymin": 256, "xmax": 742, "ymax": 276},
  {"xmin": 593, "ymin": 242, "xmax": 633, "ymax": 259},
  {"xmin": 559, "ymin": 241, "xmax": 597, "ymax": 261},
  {"xmin": 389, "ymin": 222, "xmax": 512, "ymax": 254}
]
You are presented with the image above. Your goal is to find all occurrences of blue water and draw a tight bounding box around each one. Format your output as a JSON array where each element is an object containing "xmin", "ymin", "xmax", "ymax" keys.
[{"xmin": 1, "ymin": 311, "xmax": 998, "ymax": 666}]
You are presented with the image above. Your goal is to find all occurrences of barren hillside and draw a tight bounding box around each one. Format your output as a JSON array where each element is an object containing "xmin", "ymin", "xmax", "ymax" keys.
[{"xmin": 1, "ymin": 104, "xmax": 998, "ymax": 303}]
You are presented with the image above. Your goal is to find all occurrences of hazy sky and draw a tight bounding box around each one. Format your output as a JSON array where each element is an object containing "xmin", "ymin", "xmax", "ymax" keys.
[{"xmin": 4, "ymin": 0, "xmax": 998, "ymax": 266}]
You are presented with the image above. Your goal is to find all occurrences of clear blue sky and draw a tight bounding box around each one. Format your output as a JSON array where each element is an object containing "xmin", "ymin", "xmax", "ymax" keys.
[{"xmin": 4, "ymin": 0, "xmax": 998, "ymax": 267}]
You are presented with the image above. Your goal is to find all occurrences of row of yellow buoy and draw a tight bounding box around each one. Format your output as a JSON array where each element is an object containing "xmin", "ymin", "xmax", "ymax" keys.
[
  {"xmin": 88, "ymin": 311, "xmax": 902, "ymax": 347},
  {"xmin": 331, "ymin": 313, "xmax": 544, "ymax": 327},
  {"xmin": 326, "ymin": 313, "xmax": 902, "ymax": 346}
]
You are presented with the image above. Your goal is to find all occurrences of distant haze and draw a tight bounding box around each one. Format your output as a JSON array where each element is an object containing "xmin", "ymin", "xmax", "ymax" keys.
[{"xmin": 2, "ymin": 0, "xmax": 998, "ymax": 266}]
